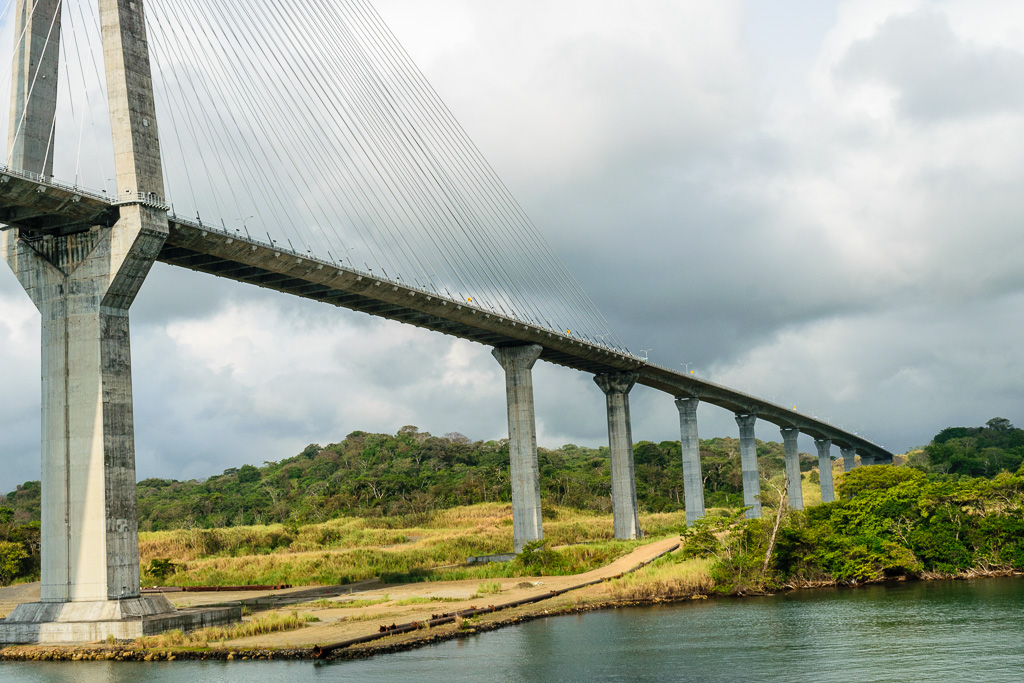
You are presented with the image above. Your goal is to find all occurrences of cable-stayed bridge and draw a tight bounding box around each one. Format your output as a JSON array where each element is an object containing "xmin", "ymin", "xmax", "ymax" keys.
[{"xmin": 0, "ymin": 0, "xmax": 892, "ymax": 642}]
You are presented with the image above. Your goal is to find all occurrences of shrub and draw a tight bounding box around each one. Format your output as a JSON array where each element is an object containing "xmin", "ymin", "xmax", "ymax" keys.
[
  {"xmin": 147, "ymin": 558, "xmax": 179, "ymax": 580},
  {"xmin": 0, "ymin": 541, "xmax": 28, "ymax": 585}
]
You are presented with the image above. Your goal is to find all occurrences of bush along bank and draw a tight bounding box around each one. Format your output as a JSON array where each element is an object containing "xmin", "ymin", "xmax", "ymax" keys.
[{"xmin": 687, "ymin": 464, "xmax": 1024, "ymax": 594}]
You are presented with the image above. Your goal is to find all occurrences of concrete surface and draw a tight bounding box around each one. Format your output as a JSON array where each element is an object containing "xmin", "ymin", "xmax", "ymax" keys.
[
  {"xmin": 675, "ymin": 396, "xmax": 705, "ymax": 525},
  {"xmin": 735, "ymin": 414, "xmax": 762, "ymax": 519},
  {"xmin": 594, "ymin": 372, "xmax": 641, "ymax": 539},
  {"xmin": 493, "ymin": 344, "xmax": 544, "ymax": 553}
]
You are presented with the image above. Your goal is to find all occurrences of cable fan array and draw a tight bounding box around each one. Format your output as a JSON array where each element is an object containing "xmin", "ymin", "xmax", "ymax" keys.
[{"xmin": 2, "ymin": 0, "xmax": 628, "ymax": 351}]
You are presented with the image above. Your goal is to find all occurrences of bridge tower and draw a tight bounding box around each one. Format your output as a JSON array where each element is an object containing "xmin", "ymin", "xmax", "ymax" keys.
[{"xmin": 0, "ymin": 0, "xmax": 237, "ymax": 642}]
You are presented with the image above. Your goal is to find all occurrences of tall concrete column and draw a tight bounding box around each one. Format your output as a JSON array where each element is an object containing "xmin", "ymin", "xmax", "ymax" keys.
[
  {"xmin": 841, "ymin": 447, "xmax": 857, "ymax": 472},
  {"xmin": 815, "ymin": 439, "xmax": 835, "ymax": 503},
  {"xmin": 780, "ymin": 427, "xmax": 803, "ymax": 511},
  {"xmin": 492, "ymin": 345, "xmax": 544, "ymax": 553},
  {"xmin": 860, "ymin": 454, "xmax": 876, "ymax": 467},
  {"xmin": 594, "ymin": 372, "xmax": 641, "ymax": 539},
  {"xmin": 7, "ymin": 0, "xmax": 62, "ymax": 176},
  {"xmin": 675, "ymin": 397, "xmax": 704, "ymax": 525},
  {"xmin": 734, "ymin": 414, "xmax": 761, "ymax": 519}
]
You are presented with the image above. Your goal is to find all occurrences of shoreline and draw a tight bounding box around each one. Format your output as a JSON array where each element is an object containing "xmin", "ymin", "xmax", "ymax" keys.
[{"xmin": 1, "ymin": 567, "xmax": 1020, "ymax": 663}]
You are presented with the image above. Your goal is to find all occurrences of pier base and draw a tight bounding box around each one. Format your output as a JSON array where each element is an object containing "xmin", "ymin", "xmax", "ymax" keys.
[{"xmin": 0, "ymin": 595, "xmax": 240, "ymax": 644}]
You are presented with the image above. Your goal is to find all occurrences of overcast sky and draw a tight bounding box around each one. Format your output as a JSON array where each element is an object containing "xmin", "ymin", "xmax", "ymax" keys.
[{"xmin": 3, "ymin": 0, "xmax": 1023, "ymax": 493}]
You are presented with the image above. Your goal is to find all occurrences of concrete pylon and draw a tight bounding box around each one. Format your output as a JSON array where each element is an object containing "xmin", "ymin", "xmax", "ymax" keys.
[
  {"xmin": 7, "ymin": 0, "xmax": 61, "ymax": 177},
  {"xmin": 674, "ymin": 397, "xmax": 705, "ymax": 525},
  {"xmin": 0, "ymin": 0, "xmax": 238, "ymax": 642},
  {"xmin": 841, "ymin": 447, "xmax": 857, "ymax": 472},
  {"xmin": 780, "ymin": 427, "xmax": 803, "ymax": 511},
  {"xmin": 860, "ymin": 454, "xmax": 876, "ymax": 467},
  {"xmin": 734, "ymin": 414, "xmax": 761, "ymax": 519},
  {"xmin": 492, "ymin": 345, "xmax": 544, "ymax": 553},
  {"xmin": 815, "ymin": 438, "xmax": 835, "ymax": 503},
  {"xmin": 594, "ymin": 372, "xmax": 642, "ymax": 539}
]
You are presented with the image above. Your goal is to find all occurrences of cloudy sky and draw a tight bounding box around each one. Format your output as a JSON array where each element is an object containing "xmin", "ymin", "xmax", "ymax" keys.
[{"xmin": 3, "ymin": 0, "xmax": 1023, "ymax": 493}]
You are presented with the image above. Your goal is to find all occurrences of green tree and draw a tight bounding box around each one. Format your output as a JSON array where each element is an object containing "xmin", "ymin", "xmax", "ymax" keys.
[
  {"xmin": 0, "ymin": 541, "xmax": 28, "ymax": 585},
  {"xmin": 237, "ymin": 464, "xmax": 261, "ymax": 484}
]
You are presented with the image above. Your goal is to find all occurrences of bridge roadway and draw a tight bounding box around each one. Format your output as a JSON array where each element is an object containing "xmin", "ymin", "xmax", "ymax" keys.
[{"xmin": 0, "ymin": 168, "xmax": 892, "ymax": 461}]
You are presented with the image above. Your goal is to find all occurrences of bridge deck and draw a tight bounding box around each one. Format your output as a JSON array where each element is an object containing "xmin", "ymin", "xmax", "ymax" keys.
[{"xmin": 0, "ymin": 171, "xmax": 892, "ymax": 459}]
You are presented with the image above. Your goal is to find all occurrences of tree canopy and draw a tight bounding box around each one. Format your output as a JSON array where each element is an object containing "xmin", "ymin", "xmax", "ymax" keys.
[{"xmin": 917, "ymin": 417, "xmax": 1024, "ymax": 477}]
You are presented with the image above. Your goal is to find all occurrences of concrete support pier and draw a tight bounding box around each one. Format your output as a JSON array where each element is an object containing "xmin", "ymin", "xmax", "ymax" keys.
[
  {"xmin": 675, "ymin": 397, "xmax": 705, "ymax": 525},
  {"xmin": 0, "ymin": 0, "xmax": 239, "ymax": 642},
  {"xmin": 492, "ymin": 344, "xmax": 544, "ymax": 553},
  {"xmin": 780, "ymin": 427, "xmax": 803, "ymax": 510},
  {"xmin": 860, "ymin": 454, "xmax": 876, "ymax": 467},
  {"xmin": 594, "ymin": 372, "xmax": 642, "ymax": 539},
  {"xmin": 735, "ymin": 414, "xmax": 761, "ymax": 518},
  {"xmin": 841, "ymin": 447, "xmax": 857, "ymax": 472},
  {"xmin": 815, "ymin": 439, "xmax": 835, "ymax": 503}
]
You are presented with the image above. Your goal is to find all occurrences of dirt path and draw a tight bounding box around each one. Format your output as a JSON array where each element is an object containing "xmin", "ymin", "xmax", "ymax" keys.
[
  {"xmin": 0, "ymin": 536, "xmax": 680, "ymax": 651},
  {"xmin": 220, "ymin": 536, "xmax": 680, "ymax": 649}
]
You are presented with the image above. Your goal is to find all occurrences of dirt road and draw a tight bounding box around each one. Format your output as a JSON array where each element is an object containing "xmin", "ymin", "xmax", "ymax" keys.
[{"xmin": 222, "ymin": 535, "xmax": 680, "ymax": 649}]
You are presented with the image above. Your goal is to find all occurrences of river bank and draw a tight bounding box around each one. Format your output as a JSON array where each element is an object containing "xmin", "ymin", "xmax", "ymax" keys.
[
  {"xmin": 0, "ymin": 536, "xmax": 685, "ymax": 661},
  {"xmin": 1, "ymin": 536, "xmax": 1019, "ymax": 663}
]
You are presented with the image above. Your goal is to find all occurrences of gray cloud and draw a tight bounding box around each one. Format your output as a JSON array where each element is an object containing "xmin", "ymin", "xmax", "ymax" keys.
[
  {"xmin": 4, "ymin": 1, "xmax": 1024, "ymax": 493},
  {"xmin": 835, "ymin": 9, "xmax": 1024, "ymax": 122}
]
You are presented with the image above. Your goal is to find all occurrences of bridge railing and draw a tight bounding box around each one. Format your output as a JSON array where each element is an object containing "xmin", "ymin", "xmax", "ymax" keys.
[
  {"xmin": 0, "ymin": 165, "xmax": 112, "ymax": 203},
  {"xmin": 165, "ymin": 210, "xmax": 632, "ymax": 357}
]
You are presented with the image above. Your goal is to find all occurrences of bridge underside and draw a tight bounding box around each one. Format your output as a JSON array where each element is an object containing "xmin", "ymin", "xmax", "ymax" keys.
[
  {"xmin": 159, "ymin": 228, "xmax": 620, "ymax": 375},
  {"xmin": 0, "ymin": 172, "xmax": 893, "ymax": 461}
]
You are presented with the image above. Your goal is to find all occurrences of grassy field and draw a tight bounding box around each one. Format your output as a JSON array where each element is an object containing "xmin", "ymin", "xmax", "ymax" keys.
[
  {"xmin": 137, "ymin": 465, "xmax": 844, "ymax": 589},
  {"xmin": 139, "ymin": 503, "xmax": 691, "ymax": 587}
]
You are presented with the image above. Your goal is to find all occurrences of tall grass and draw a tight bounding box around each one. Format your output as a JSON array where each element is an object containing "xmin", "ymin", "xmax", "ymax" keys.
[
  {"xmin": 132, "ymin": 611, "xmax": 315, "ymax": 648},
  {"xmin": 607, "ymin": 555, "xmax": 715, "ymax": 600},
  {"xmin": 137, "ymin": 504, "xmax": 687, "ymax": 587}
]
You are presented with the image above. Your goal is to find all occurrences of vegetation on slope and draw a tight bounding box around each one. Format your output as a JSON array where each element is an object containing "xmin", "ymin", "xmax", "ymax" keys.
[
  {"xmin": 908, "ymin": 417, "xmax": 1024, "ymax": 477},
  {"xmin": 1, "ymin": 418, "xmax": 1022, "ymax": 589},
  {"xmin": 686, "ymin": 462, "xmax": 1024, "ymax": 594},
  {"xmin": 4, "ymin": 426, "xmax": 805, "ymax": 532}
]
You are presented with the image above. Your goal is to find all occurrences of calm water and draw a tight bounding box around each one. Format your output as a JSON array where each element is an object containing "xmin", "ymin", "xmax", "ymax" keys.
[{"xmin": 2, "ymin": 577, "xmax": 1022, "ymax": 682}]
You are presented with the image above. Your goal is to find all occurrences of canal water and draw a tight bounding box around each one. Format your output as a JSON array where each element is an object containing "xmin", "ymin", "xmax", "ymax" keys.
[{"xmin": 2, "ymin": 577, "xmax": 1022, "ymax": 682}]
